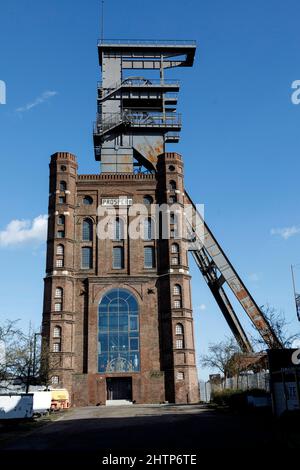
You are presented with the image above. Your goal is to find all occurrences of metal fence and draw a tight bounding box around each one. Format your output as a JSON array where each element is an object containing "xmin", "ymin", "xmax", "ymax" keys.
[{"xmin": 200, "ymin": 371, "xmax": 270, "ymax": 403}]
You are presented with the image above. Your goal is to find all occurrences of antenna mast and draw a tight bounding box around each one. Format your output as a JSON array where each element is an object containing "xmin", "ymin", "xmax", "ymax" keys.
[{"xmin": 100, "ymin": 0, "xmax": 104, "ymax": 41}]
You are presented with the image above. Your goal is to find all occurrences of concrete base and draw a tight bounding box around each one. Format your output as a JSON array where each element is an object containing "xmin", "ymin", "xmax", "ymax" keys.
[{"xmin": 106, "ymin": 400, "xmax": 133, "ymax": 406}]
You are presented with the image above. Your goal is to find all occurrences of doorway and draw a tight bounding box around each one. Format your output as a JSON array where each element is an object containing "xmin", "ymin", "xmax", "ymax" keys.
[{"xmin": 106, "ymin": 377, "xmax": 132, "ymax": 401}]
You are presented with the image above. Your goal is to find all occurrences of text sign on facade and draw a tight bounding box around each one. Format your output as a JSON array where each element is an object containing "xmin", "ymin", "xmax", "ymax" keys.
[{"xmin": 101, "ymin": 197, "xmax": 133, "ymax": 207}]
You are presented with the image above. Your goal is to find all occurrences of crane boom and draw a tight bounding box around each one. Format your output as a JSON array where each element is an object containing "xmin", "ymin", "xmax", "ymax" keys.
[{"xmin": 184, "ymin": 191, "xmax": 283, "ymax": 350}]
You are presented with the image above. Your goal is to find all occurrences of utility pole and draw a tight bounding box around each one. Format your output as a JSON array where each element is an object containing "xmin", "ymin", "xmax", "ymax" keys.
[
  {"xmin": 32, "ymin": 332, "xmax": 42, "ymax": 378},
  {"xmin": 25, "ymin": 336, "xmax": 33, "ymax": 394},
  {"xmin": 291, "ymin": 265, "xmax": 300, "ymax": 321}
]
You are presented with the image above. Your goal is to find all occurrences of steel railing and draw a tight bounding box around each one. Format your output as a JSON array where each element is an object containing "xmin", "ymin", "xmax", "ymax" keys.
[
  {"xmin": 94, "ymin": 112, "xmax": 182, "ymax": 135},
  {"xmin": 98, "ymin": 39, "xmax": 196, "ymax": 46}
]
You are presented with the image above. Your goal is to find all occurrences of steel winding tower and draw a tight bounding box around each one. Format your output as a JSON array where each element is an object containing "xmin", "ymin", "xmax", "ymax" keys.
[{"xmin": 93, "ymin": 39, "xmax": 196, "ymax": 173}]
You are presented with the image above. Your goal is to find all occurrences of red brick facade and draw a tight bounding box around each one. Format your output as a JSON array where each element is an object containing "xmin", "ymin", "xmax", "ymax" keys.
[{"xmin": 42, "ymin": 151, "xmax": 199, "ymax": 405}]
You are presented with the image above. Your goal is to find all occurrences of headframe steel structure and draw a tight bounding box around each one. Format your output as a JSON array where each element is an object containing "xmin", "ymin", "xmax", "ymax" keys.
[{"xmin": 94, "ymin": 38, "xmax": 283, "ymax": 352}]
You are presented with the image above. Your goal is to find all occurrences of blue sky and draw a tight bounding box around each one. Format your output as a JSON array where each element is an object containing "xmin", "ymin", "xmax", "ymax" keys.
[{"xmin": 0, "ymin": 0, "xmax": 299, "ymax": 380}]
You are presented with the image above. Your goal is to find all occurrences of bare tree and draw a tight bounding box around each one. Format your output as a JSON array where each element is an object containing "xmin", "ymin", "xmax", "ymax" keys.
[
  {"xmin": 252, "ymin": 305, "xmax": 300, "ymax": 348},
  {"xmin": 0, "ymin": 319, "xmax": 40, "ymax": 389},
  {"xmin": 201, "ymin": 337, "xmax": 242, "ymax": 385}
]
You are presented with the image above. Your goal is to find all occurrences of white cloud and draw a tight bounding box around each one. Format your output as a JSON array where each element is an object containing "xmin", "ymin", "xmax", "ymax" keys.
[
  {"xmin": 271, "ymin": 226, "xmax": 300, "ymax": 240},
  {"xmin": 195, "ymin": 304, "xmax": 207, "ymax": 312},
  {"xmin": 0, "ymin": 215, "xmax": 48, "ymax": 247},
  {"xmin": 248, "ymin": 273, "xmax": 261, "ymax": 282},
  {"xmin": 16, "ymin": 90, "xmax": 58, "ymax": 113}
]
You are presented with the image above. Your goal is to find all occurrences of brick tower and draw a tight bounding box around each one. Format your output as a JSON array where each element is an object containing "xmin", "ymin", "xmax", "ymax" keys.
[{"xmin": 42, "ymin": 40, "xmax": 199, "ymax": 405}]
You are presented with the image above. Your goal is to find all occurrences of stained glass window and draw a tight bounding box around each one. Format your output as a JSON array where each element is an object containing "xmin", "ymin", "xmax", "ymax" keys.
[{"xmin": 98, "ymin": 288, "xmax": 140, "ymax": 373}]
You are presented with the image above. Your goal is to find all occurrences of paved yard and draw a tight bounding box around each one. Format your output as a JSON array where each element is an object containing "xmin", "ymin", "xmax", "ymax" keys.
[{"xmin": 0, "ymin": 403, "xmax": 279, "ymax": 458}]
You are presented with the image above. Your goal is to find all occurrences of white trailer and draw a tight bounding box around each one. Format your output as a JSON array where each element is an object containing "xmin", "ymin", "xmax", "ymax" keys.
[
  {"xmin": 0, "ymin": 394, "xmax": 33, "ymax": 420},
  {"xmin": 32, "ymin": 391, "xmax": 52, "ymax": 416}
]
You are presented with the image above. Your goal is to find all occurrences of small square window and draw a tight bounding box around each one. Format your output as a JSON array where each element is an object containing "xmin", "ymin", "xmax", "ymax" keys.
[
  {"xmin": 57, "ymin": 231, "xmax": 65, "ymax": 239},
  {"xmin": 174, "ymin": 300, "xmax": 181, "ymax": 309},
  {"xmin": 56, "ymin": 259, "xmax": 63, "ymax": 268},
  {"xmin": 54, "ymin": 303, "xmax": 62, "ymax": 312},
  {"xmin": 176, "ymin": 339, "xmax": 183, "ymax": 349},
  {"xmin": 51, "ymin": 375, "xmax": 59, "ymax": 385},
  {"xmin": 171, "ymin": 256, "xmax": 179, "ymax": 265},
  {"xmin": 177, "ymin": 371, "xmax": 184, "ymax": 381},
  {"xmin": 59, "ymin": 196, "xmax": 66, "ymax": 204}
]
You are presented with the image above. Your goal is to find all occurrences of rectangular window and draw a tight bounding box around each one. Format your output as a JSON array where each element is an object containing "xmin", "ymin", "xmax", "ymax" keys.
[
  {"xmin": 57, "ymin": 231, "xmax": 65, "ymax": 238},
  {"xmin": 56, "ymin": 259, "xmax": 63, "ymax": 268},
  {"xmin": 113, "ymin": 247, "xmax": 124, "ymax": 269},
  {"xmin": 130, "ymin": 338, "xmax": 139, "ymax": 351},
  {"xmin": 176, "ymin": 339, "xmax": 183, "ymax": 349},
  {"xmin": 59, "ymin": 196, "xmax": 66, "ymax": 204},
  {"xmin": 177, "ymin": 371, "xmax": 184, "ymax": 380},
  {"xmin": 144, "ymin": 246, "xmax": 155, "ymax": 269},
  {"xmin": 53, "ymin": 342, "xmax": 61, "ymax": 352},
  {"xmin": 129, "ymin": 316, "xmax": 138, "ymax": 331},
  {"xmin": 171, "ymin": 256, "xmax": 179, "ymax": 265},
  {"xmin": 55, "ymin": 288, "xmax": 62, "ymax": 298},
  {"xmin": 174, "ymin": 300, "xmax": 181, "ymax": 309},
  {"xmin": 82, "ymin": 247, "xmax": 93, "ymax": 269},
  {"xmin": 54, "ymin": 303, "xmax": 62, "ymax": 312}
]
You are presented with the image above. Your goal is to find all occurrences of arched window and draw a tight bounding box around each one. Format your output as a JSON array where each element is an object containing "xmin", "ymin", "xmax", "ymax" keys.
[
  {"xmin": 53, "ymin": 326, "xmax": 62, "ymax": 338},
  {"xmin": 176, "ymin": 323, "xmax": 184, "ymax": 335},
  {"xmin": 60, "ymin": 181, "xmax": 67, "ymax": 192},
  {"xmin": 98, "ymin": 288, "xmax": 140, "ymax": 373},
  {"xmin": 169, "ymin": 180, "xmax": 176, "ymax": 190},
  {"xmin": 55, "ymin": 287, "xmax": 63, "ymax": 299},
  {"xmin": 58, "ymin": 215, "xmax": 65, "ymax": 226},
  {"xmin": 82, "ymin": 218, "xmax": 93, "ymax": 241},
  {"xmin": 114, "ymin": 217, "xmax": 124, "ymax": 241},
  {"xmin": 57, "ymin": 244, "xmax": 64, "ymax": 255},
  {"xmin": 143, "ymin": 195, "xmax": 153, "ymax": 205},
  {"xmin": 173, "ymin": 284, "xmax": 181, "ymax": 296},
  {"xmin": 171, "ymin": 243, "xmax": 179, "ymax": 253},
  {"xmin": 82, "ymin": 247, "xmax": 93, "ymax": 269},
  {"xmin": 143, "ymin": 217, "xmax": 154, "ymax": 241}
]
